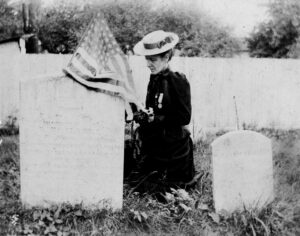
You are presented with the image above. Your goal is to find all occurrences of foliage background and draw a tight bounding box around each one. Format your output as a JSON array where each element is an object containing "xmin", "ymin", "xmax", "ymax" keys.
[
  {"xmin": 2, "ymin": 0, "xmax": 300, "ymax": 58},
  {"xmin": 0, "ymin": 0, "xmax": 23, "ymax": 41},
  {"xmin": 247, "ymin": 0, "xmax": 300, "ymax": 58},
  {"xmin": 0, "ymin": 0, "xmax": 240, "ymax": 57}
]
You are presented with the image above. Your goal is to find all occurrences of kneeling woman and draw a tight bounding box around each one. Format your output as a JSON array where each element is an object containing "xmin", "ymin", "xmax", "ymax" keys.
[{"xmin": 133, "ymin": 30, "xmax": 196, "ymax": 191}]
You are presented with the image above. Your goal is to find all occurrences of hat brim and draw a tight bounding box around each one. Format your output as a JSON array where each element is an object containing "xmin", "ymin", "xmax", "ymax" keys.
[{"xmin": 134, "ymin": 33, "xmax": 179, "ymax": 56}]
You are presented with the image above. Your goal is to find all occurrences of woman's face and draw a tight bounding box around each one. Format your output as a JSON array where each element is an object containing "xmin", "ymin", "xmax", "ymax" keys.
[{"xmin": 145, "ymin": 54, "xmax": 168, "ymax": 75}]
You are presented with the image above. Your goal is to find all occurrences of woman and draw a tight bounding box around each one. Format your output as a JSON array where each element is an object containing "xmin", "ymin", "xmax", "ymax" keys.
[{"xmin": 132, "ymin": 30, "xmax": 196, "ymax": 191}]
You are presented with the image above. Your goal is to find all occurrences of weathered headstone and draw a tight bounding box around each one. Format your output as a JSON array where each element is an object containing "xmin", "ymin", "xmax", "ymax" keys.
[
  {"xmin": 211, "ymin": 130, "xmax": 274, "ymax": 213},
  {"xmin": 20, "ymin": 75, "xmax": 124, "ymax": 209}
]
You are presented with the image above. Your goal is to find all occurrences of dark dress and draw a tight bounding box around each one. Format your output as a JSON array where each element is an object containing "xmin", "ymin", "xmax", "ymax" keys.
[{"xmin": 138, "ymin": 67, "xmax": 195, "ymax": 185}]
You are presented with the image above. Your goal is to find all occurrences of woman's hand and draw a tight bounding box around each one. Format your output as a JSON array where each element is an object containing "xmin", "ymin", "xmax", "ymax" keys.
[
  {"xmin": 133, "ymin": 107, "xmax": 154, "ymax": 124},
  {"xmin": 146, "ymin": 108, "xmax": 154, "ymax": 123}
]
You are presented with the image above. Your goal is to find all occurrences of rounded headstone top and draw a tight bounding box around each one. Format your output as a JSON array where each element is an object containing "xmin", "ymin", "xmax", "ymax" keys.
[{"xmin": 211, "ymin": 130, "xmax": 271, "ymax": 148}]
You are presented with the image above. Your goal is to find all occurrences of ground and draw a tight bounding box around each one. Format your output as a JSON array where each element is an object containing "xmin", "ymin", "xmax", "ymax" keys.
[{"xmin": 0, "ymin": 127, "xmax": 299, "ymax": 235}]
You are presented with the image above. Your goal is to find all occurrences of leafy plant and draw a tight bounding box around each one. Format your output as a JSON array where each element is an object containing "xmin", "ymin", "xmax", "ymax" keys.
[
  {"xmin": 34, "ymin": 0, "xmax": 240, "ymax": 57},
  {"xmin": 247, "ymin": 0, "xmax": 300, "ymax": 58},
  {"xmin": 1, "ymin": 130, "xmax": 300, "ymax": 235},
  {"xmin": 0, "ymin": 0, "xmax": 23, "ymax": 41}
]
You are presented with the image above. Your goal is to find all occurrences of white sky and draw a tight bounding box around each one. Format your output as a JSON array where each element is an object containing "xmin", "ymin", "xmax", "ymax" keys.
[{"xmin": 197, "ymin": 0, "xmax": 270, "ymax": 37}]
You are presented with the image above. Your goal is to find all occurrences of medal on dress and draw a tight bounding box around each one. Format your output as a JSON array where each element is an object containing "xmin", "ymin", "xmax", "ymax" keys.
[{"xmin": 158, "ymin": 93, "xmax": 163, "ymax": 109}]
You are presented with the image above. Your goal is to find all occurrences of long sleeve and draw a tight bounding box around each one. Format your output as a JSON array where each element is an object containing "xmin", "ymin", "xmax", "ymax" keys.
[
  {"xmin": 163, "ymin": 72, "xmax": 191, "ymax": 126},
  {"xmin": 138, "ymin": 68, "xmax": 195, "ymax": 183},
  {"xmin": 142, "ymin": 69, "xmax": 191, "ymax": 135}
]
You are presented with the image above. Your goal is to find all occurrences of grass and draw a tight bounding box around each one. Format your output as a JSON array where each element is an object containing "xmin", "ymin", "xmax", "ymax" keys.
[{"xmin": 0, "ymin": 127, "xmax": 299, "ymax": 235}]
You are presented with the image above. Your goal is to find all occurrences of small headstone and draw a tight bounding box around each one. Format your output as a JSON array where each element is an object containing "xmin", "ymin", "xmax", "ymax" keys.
[
  {"xmin": 20, "ymin": 75, "xmax": 124, "ymax": 209},
  {"xmin": 211, "ymin": 130, "xmax": 274, "ymax": 213}
]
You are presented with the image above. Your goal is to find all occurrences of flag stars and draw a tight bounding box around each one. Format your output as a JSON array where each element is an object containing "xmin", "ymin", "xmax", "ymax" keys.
[{"xmin": 68, "ymin": 12, "xmax": 134, "ymax": 88}]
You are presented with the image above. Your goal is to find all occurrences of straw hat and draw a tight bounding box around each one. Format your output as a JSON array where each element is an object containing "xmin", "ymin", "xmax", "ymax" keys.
[{"xmin": 134, "ymin": 30, "xmax": 179, "ymax": 56}]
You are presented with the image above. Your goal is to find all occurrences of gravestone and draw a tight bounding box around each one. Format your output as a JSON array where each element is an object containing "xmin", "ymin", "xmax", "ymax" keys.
[
  {"xmin": 211, "ymin": 130, "xmax": 274, "ymax": 213},
  {"xmin": 20, "ymin": 75, "xmax": 124, "ymax": 209}
]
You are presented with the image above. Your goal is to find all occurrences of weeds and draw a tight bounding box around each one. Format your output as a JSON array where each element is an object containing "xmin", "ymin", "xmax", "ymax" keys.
[
  {"xmin": 0, "ymin": 116, "xmax": 18, "ymax": 136},
  {"xmin": 0, "ymin": 128, "xmax": 300, "ymax": 235}
]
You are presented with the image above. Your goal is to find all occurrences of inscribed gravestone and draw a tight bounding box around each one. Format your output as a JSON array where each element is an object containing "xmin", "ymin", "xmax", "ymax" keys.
[
  {"xmin": 211, "ymin": 130, "xmax": 274, "ymax": 213},
  {"xmin": 20, "ymin": 75, "xmax": 124, "ymax": 209}
]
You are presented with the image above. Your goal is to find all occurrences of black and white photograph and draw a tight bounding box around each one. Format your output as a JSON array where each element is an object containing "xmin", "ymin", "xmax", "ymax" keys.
[{"xmin": 0, "ymin": 0, "xmax": 299, "ymax": 235}]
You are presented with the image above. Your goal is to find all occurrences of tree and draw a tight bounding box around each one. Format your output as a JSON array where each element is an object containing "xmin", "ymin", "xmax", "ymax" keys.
[
  {"xmin": 247, "ymin": 0, "xmax": 300, "ymax": 58},
  {"xmin": 36, "ymin": 0, "xmax": 239, "ymax": 56},
  {"xmin": 0, "ymin": 0, "xmax": 23, "ymax": 41},
  {"xmin": 100, "ymin": 0, "xmax": 156, "ymax": 52},
  {"xmin": 37, "ymin": 2, "xmax": 92, "ymax": 53},
  {"xmin": 150, "ymin": 0, "xmax": 239, "ymax": 57}
]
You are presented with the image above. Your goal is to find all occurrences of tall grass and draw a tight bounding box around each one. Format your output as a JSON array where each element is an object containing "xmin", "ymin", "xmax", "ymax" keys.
[{"xmin": 0, "ymin": 128, "xmax": 299, "ymax": 235}]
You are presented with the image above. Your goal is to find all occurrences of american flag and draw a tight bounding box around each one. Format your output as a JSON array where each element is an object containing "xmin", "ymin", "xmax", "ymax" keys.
[{"xmin": 64, "ymin": 12, "xmax": 142, "ymax": 115}]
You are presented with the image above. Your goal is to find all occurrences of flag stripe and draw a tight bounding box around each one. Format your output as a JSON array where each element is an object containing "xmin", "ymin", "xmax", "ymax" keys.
[
  {"xmin": 74, "ymin": 51, "xmax": 97, "ymax": 76},
  {"xmin": 120, "ymin": 54, "xmax": 136, "ymax": 90},
  {"xmin": 109, "ymin": 55, "xmax": 125, "ymax": 80},
  {"xmin": 63, "ymin": 12, "xmax": 142, "ymax": 111},
  {"xmin": 71, "ymin": 57, "xmax": 95, "ymax": 78},
  {"xmin": 66, "ymin": 62, "xmax": 125, "ymax": 88},
  {"xmin": 66, "ymin": 63, "xmax": 90, "ymax": 80},
  {"xmin": 70, "ymin": 58, "xmax": 125, "ymax": 88},
  {"xmin": 65, "ymin": 67, "xmax": 125, "ymax": 96}
]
